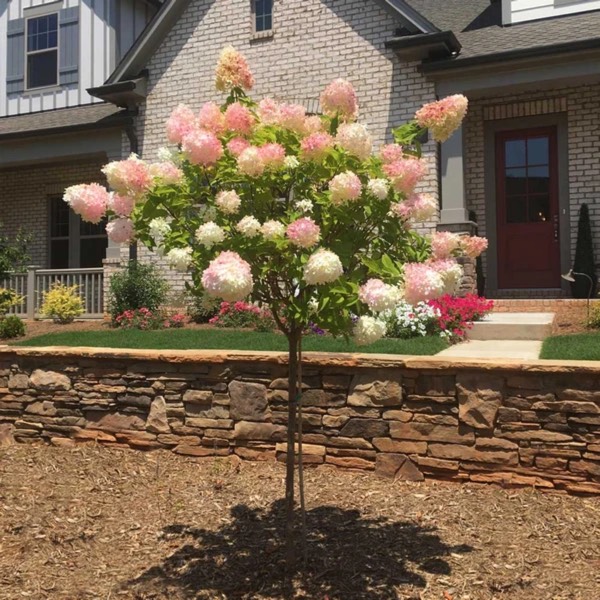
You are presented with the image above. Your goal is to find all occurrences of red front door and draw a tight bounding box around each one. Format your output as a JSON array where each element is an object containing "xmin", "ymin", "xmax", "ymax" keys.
[{"xmin": 496, "ymin": 127, "xmax": 561, "ymax": 289}]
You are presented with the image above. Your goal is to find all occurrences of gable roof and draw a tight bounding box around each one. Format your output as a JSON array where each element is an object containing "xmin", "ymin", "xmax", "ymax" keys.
[{"xmin": 404, "ymin": 0, "xmax": 600, "ymax": 66}]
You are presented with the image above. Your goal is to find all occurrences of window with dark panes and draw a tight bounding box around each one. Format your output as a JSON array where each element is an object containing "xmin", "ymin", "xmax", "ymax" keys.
[
  {"xmin": 26, "ymin": 13, "xmax": 58, "ymax": 89},
  {"xmin": 254, "ymin": 0, "xmax": 273, "ymax": 32},
  {"xmin": 49, "ymin": 196, "xmax": 108, "ymax": 268}
]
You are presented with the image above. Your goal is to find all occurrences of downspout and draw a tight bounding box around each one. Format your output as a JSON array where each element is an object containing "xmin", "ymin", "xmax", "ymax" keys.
[{"xmin": 125, "ymin": 119, "xmax": 139, "ymax": 262}]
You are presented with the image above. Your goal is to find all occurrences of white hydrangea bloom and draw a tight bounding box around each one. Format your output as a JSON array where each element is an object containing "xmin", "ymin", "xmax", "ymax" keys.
[
  {"xmin": 303, "ymin": 249, "xmax": 343, "ymax": 285},
  {"xmin": 195, "ymin": 222, "xmax": 225, "ymax": 248},
  {"xmin": 166, "ymin": 247, "xmax": 192, "ymax": 272},
  {"xmin": 215, "ymin": 190, "xmax": 242, "ymax": 215},
  {"xmin": 236, "ymin": 215, "xmax": 262, "ymax": 238},
  {"xmin": 261, "ymin": 220, "xmax": 285, "ymax": 240},
  {"xmin": 335, "ymin": 123, "xmax": 373, "ymax": 160},
  {"xmin": 367, "ymin": 178, "xmax": 390, "ymax": 200},
  {"xmin": 353, "ymin": 315, "xmax": 387, "ymax": 345},
  {"xmin": 284, "ymin": 156, "xmax": 300, "ymax": 169},
  {"xmin": 148, "ymin": 217, "xmax": 171, "ymax": 252},
  {"xmin": 295, "ymin": 199, "xmax": 314, "ymax": 213}
]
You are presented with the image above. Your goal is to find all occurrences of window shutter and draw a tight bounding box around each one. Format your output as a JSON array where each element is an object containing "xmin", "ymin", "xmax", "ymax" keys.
[
  {"xmin": 6, "ymin": 18, "xmax": 25, "ymax": 95},
  {"xmin": 59, "ymin": 7, "xmax": 79, "ymax": 86}
]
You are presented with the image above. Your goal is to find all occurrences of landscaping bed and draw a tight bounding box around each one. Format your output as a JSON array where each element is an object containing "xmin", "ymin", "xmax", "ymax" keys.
[
  {"xmin": 14, "ymin": 325, "xmax": 448, "ymax": 355},
  {"xmin": 541, "ymin": 332, "xmax": 600, "ymax": 361},
  {"xmin": 0, "ymin": 444, "xmax": 599, "ymax": 600}
]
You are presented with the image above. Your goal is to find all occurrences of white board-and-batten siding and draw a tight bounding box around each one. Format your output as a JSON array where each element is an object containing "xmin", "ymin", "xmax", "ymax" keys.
[
  {"xmin": 502, "ymin": 0, "xmax": 600, "ymax": 24},
  {"xmin": 0, "ymin": 0, "xmax": 155, "ymax": 117}
]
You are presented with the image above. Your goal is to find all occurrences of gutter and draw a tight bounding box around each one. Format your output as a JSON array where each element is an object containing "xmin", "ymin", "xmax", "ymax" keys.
[
  {"xmin": 386, "ymin": 31, "xmax": 461, "ymax": 61},
  {"xmin": 88, "ymin": 76, "xmax": 148, "ymax": 110},
  {"xmin": 421, "ymin": 36, "xmax": 600, "ymax": 74}
]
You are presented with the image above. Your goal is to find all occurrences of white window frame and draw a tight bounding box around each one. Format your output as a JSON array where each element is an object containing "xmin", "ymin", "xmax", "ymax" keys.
[
  {"xmin": 25, "ymin": 11, "xmax": 60, "ymax": 91},
  {"xmin": 251, "ymin": 0, "xmax": 274, "ymax": 39}
]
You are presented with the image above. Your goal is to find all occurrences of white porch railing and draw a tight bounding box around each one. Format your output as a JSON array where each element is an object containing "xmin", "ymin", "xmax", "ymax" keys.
[{"xmin": 2, "ymin": 267, "xmax": 104, "ymax": 319}]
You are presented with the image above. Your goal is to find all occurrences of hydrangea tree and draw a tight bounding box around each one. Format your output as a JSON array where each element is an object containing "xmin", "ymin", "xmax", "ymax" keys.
[{"xmin": 64, "ymin": 46, "xmax": 486, "ymax": 566}]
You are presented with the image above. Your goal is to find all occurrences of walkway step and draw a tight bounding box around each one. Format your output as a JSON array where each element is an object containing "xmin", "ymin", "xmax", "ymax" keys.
[
  {"xmin": 467, "ymin": 312, "xmax": 554, "ymax": 341},
  {"xmin": 437, "ymin": 340, "xmax": 542, "ymax": 360}
]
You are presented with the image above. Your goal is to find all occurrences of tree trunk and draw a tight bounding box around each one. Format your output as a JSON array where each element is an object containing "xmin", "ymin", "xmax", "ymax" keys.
[{"xmin": 284, "ymin": 327, "xmax": 300, "ymax": 574}]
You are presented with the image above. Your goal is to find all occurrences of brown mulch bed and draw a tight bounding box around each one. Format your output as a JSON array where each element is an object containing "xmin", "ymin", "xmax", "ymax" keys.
[
  {"xmin": 14, "ymin": 319, "xmax": 108, "ymax": 342},
  {"xmin": 0, "ymin": 445, "xmax": 599, "ymax": 599}
]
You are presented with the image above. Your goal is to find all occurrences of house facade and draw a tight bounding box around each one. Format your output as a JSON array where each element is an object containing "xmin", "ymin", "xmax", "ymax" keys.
[{"xmin": 2, "ymin": 0, "xmax": 600, "ymax": 303}]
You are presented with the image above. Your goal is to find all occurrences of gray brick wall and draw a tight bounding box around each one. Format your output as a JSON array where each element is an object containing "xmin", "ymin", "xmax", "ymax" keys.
[{"xmin": 133, "ymin": 0, "xmax": 439, "ymax": 294}]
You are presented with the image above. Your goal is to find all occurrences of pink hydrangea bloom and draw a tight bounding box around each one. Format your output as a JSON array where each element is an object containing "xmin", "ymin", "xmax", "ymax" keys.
[
  {"xmin": 359, "ymin": 279, "xmax": 401, "ymax": 312},
  {"xmin": 227, "ymin": 137, "xmax": 251, "ymax": 157},
  {"xmin": 379, "ymin": 143, "xmax": 403, "ymax": 164},
  {"xmin": 215, "ymin": 190, "xmax": 242, "ymax": 214},
  {"xmin": 102, "ymin": 155, "xmax": 153, "ymax": 198},
  {"xmin": 415, "ymin": 94, "xmax": 468, "ymax": 142},
  {"xmin": 237, "ymin": 147, "xmax": 265, "ymax": 177},
  {"xmin": 430, "ymin": 231, "xmax": 461, "ymax": 259},
  {"xmin": 258, "ymin": 143, "xmax": 286, "ymax": 169},
  {"xmin": 257, "ymin": 98, "xmax": 281, "ymax": 125},
  {"xmin": 278, "ymin": 103, "xmax": 306, "ymax": 132},
  {"xmin": 198, "ymin": 101, "xmax": 225, "ymax": 134},
  {"xmin": 215, "ymin": 45, "xmax": 254, "ymax": 92},
  {"xmin": 166, "ymin": 104, "xmax": 196, "ymax": 144},
  {"xmin": 149, "ymin": 162, "xmax": 184, "ymax": 186},
  {"xmin": 201, "ymin": 251, "xmax": 254, "ymax": 301},
  {"xmin": 461, "ymin": 235, "xmax": 488, "ymax": 258},
  {"xmin": 224, "ymin": 102, "xmax": 255, "ymax": 135},
  {"xmin": 182, "ymin": 130, "xmax": 223, "ymax": 166},
  {"xmin": 403, "ymin": 263, "xmax": 445, "ymax": 305},
  {"xmin": 303, "ymin": 115, "xmax": 324, "ymax": 134},
  {"xmin": 300, "ymin": 132, "xmax": 333, "ymax": 161},
  {"xmin": 286, "ymin": 217, "xmax": 321, "ymax": 248},
  {"xmin": 328, "ymin": 171, "xmax": 362, "ymax": 205},
  {"xmin": 63, "ymin": 183, "xmax": 110, "ymax": 224},
  {"xmin": 428, "ymin": 259, "xmax": 463, "ymax": 295},
  {"xmin": 320, "ymin": 79, "xmax": 358, "ymax": 121},
  {"xmin": 335, "ymin": 123, "xmax": 372, "ymax": 160},
  {"xmin": 382, "ymin": 158, "xmax": 428, "ymax": 195},
  {"xmin": 410, "ymin": 194, "xmax": 438, "ymax": 221},
  {"xmin": 108, "ymin": 193, "xmax": 136, "ymax": 218},
  {"xmin": 106, "ymin": 218, "xmax": 135, "ymax": 244}
]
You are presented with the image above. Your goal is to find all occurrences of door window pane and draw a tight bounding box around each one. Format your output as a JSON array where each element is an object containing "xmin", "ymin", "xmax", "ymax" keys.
[
  {"xmin": 527, "ymin": 137, "xmax": 549, "ymax": 166},
  {"xmin": 505, "ymin": 168, "xmax": 527, "ymax": 196},
  {"xmin": 505, "ymin": 140, "xmax": 526, "ymax": 167},
  {"xmin": 529, "ymin": 195, "xmax": 550, "ymax": 222},
  {"xmin": 528, "ymin": 165, "xmax": 550, "ymax": 194},
  {"xmin": 506, "ymin": 196, "xmax": 528, "ymax": 223}
]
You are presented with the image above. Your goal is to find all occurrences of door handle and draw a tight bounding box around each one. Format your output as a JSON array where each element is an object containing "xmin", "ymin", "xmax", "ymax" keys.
[{"xmin": 553, "ymin": 214, "xmax": 559, "ymax": 241}]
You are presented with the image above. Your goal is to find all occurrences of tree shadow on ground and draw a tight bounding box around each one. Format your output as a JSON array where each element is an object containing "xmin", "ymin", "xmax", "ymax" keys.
[{"xmin": 125, "ymin": 500, "xmax": 472, "ymax": 599}]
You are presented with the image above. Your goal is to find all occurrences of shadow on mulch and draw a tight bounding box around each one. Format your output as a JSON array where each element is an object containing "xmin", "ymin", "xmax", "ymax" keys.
[{"xmin": 125, "ymin": 500, "xmax": 472, "ymax": 599}]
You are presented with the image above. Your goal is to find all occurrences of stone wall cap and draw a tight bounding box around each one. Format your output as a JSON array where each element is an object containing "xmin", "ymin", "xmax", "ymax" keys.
[{"xmin": 3, "ymin": 345, "xmax": 600, "ymax": 373}]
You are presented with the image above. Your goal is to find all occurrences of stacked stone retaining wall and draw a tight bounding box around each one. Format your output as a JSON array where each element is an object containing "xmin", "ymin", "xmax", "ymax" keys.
[{"xmin": 0, "ymin": 348, "xmax": 599, "ymax": 495}]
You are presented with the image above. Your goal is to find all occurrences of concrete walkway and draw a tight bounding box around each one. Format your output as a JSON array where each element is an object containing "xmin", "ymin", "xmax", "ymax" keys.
[{"xmin": 437, "ymin": 339, "xmax": 542, "ymax": 360}]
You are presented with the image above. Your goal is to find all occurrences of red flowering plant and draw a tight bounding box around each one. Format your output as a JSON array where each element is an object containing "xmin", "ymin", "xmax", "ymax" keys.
[
  {"xmin": 427, "ymin": 294, "xmax": 494, "ymax": 341},
  {"xmin": 209, "ymin": 300, "xmax": 276, "ymax": 332},
  {"xmin": 164, "ymin": 313, "xmax": 187, "ymax": 328},
  {"xmin": 114, "ymin": 307, "xmax": 163, "ymax": 330}
]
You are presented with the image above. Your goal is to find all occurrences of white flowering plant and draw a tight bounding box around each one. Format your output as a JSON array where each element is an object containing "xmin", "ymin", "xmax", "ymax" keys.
[
  {"xmin": 383, "ymin": 301, "xmax": 442, "ymax": 339},
  {"xmin": 64, "ymin": 46, "xmax": 487, "ymax": 567}
]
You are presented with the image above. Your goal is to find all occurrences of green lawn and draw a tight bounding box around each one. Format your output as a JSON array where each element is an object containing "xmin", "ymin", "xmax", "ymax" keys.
[
  {"xmin": 540, "ymin": 332, "xmax": 600, "ymax": 361},
  {"xmin": 15, "ymin": 328, "xmax": 448, "ymax": 355}
]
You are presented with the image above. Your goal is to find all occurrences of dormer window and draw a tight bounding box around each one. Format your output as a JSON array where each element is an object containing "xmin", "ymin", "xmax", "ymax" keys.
[
  {"xmin": 26, "ymin": 13, "xmax": 59, "ymax": 89},
  {"xmin": 253, "ymin": 0, "xmax": 273, "ymax": 34}
]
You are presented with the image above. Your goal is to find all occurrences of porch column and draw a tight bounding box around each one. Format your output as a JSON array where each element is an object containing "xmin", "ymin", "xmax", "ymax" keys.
[{"xmin": 439, "ymin": 124, "xmax": 470, "ymax": 225}]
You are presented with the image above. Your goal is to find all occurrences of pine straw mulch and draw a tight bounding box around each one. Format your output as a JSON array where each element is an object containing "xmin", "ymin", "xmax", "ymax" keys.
[{"xmin": 0, "ymin": 444, "xmax": 599, "ymax": 600}]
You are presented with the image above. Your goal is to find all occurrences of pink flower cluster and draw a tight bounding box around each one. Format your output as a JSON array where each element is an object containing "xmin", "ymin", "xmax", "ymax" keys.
[
  {"xmin": 461, "ymin": 235, "xmax": 488, "ymax": 258},
  {"xmin": 258, "ymin": 98, "xmax": 280, "ymax": 125},
  {"xmin": 428, "ymin": 259, "xmax": 463, "ymax": 295},
  {"xmin": 166, "ymin": 104, "xmax": 196, "ymax": 144},
  {"xmin": 286, "ymin": 217, "xmax": 321, "ymax": 248},
  {"xmin": 63, "ymin": 183, "xmax": 110, "ymax": 224},
  {"xmin": 224, "ymin": 102, "xmax": 255, "ymax": 135},
  {"xmin": 215, "ymin": 45, "xmax": 254, "ymax": 92},
  {"xmin": 335, "ymin": 123, "xmax": 372, "ymax": 160},
  {"xmin": 382, "ymin": 158, "xmax": 428, "ymax": 195},
  {"xmin": 300, "ymin": 132, "xmax": 333, "ymax": 161},
  {"xmin": 403, "ymin": 263, "xmax": 445, "ymax": 305},
  {"xmin": 278, "ymin": 103, "xmax": 307, "ymax": 133},
  {"xmin": 182, "ymin": 130, "xmax": 223, "ymax": 166},
  {"xmin": 359, "ymin": 279, "xmax": 401, "ymax": 312},
  {"xmin": 431, "ymin": 231, "xmax": 461, "ymax": 259},
  {"xmin": 390, "ymin": 194, "xmax": 437, "ymax": 224},
  {"xmin": 150, "ymin": 162, "xmax": 184, "ymax": 186},
  {"xmin": 109, "ymin": 193, "xmax": 136, "ymax": 218},
  {"xmin": 198, "ymin": 101, "xmax": 225, "ymax": 134},
  {"xmin": 320, "ymin": 79, "xmax": 358, "ymax": 121},
  {"xmin": 329, "ymin": 171, "xmax": 362, "ymax": 205},
  {"xmin": 259, "ymin": 143, "xmax": 286, "ymax": 169},
  {"xmin": 201, "ymin": 251, "xmax": 254, "ymax": 301},
  {"xmin": 415, "ymin": 94, "xmax": 468, "ymax": 143},
  {"xmin": 106, "ymin": 217, "xmax": 135, "ymax": 244},
  {"xmin": 103, "ymin": 155, "xmax": 153, "ymax": 198},
  {"xmin": 237, "ymin": 147, "xmax": 265, "ymax": 177},
  {"xmin": 227, "ymin": 137, "xmax": 251, "ymax": 157},
  {"xmin": 379, "ymin": 143, "xmax": 403, "ymax": 164}
]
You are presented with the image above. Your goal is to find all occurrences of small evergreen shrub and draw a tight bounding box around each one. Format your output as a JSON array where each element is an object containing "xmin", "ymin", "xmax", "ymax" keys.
[
  {"xmin": 571, "ymin": 203, "xmax": 597, "ymax": 299},
  {"xmin": 0, "ymin": 315, "xmax": 25, "ymax": 339},
  {"xmin": 187, "ymin": 291, "xmax": 221, "ymax": 324},
  {"xmin": 0, "ymin": 225, "xmax": 30, "ymax": 281},
  {"xmin": 108, "ymin": 262, "xmax": 169, "ymax": 324},
  {"xmin": 41, "ymin": 283, "xmax": 84, "ymax": 324},
  {"xmin": 587, "ymin": 304, "xmax": 600, "ymax": 329}
]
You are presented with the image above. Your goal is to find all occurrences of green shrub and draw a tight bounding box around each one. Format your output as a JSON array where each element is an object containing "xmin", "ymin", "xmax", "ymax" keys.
[
  {"xmin": 0, "ymin": 288, "xmax": 24, "ymax": 316},
  {"xmin": 41, "ymin": 283, "xmax": 84, "ymax": 324},
  {"xmin": 107, "ymin": 262, "xmax": 169, "ymax": 324},
  {"xmin": 571, "ymin": 203, "xmax": 597, "ymax": 299},
  {"xmin": 187, "ymin": 291, "xmax": 220, "ymax": 324},
  {"xmin": 0, "ymin": 225, "xmax": 30, "ymax": 281},
  {"xmin": 0, "ymin": 315, "xmax": 25, "ymax": 339},
  {"xmin": 587, "ymin": 303, "xmax": 600, "ymax": 329}
]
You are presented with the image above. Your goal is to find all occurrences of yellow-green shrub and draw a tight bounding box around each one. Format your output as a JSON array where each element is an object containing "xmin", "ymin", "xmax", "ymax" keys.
[
  {"xmin": 41, "ymin": 283, "xmax": 84, "ymax": 324},
  {"xmin": 0, "ymin": 288, "xmax": 24, "ymax": 316}
]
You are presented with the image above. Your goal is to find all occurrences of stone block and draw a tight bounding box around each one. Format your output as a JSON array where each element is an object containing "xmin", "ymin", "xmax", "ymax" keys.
[
  {"xmin": 275, "ymin": 443, "xmax": 326, "ymax": 456},
  {"xmin": 390, "ymin": 422, "xmax": 475, "ymax": 444},
  {"xmin": 328, "ymin": 407, "xmax": 380, "ymax": 418},
  {"xmin": 74, "ymin": 429, "xmax": 117, "ymax": 443},
  {"xmin": 339, "ymin": 418, "xmax": 388, "ymax": 439},
  {"xmin": 235, "ymin": 446, "xmax": 276, "ymax": 461},
  {"xmin": 85, "ymin": 411, "xmax": 145, "ymax": 432},
  {"xmin": 569, "ymin": 460, "xmax": 600, "ymax": 478},
  {"xmin": 498, "ymin": 430, "xmax": 573, "ymax": 443},
  {"xmin": 428, "ymin": 444, "xmax": 518, "ymax": 465},
  {"xmin": 535, "ymin": 456, "xmax": 568, "ymax": 471},
  {"xmin": 50, "ymin": 437, "xmax": 76, "ymax": 448},
  {"xmin": 469, "ymin": 472, "xmax": 554, "ymax": 489},
  {"xmin": 416, "ymin": 456, "xmax": 459, "ymax": 472},
  {"xmin": 322, "ymin": 374, "xmax": 351, "ymax": 390},
  {"xmin": 0, "ymin": 423, "xmax": 14, "ymax": 446},
  {"xmin": 157, "ymin": 434, "xmax": 200, "ymax": 446},
  {"xmin": 347, "ymin": 372, "xmax": 402, "ymax": 407},
  {"xmin": 185, "ymin": 404, "xmax": 229, "ymax": 419},
  {"xmin": 25, "ymin": 401, "xmax": 57, "ymax": 417},
  {"xmin": 475, "ymin": 437, "xmax": 519, "ymax": 451},
  {"xmin": 531, "ymin": 400, "xmax": 600, "ymax": 414},
  {"xmin": 174, "ymin": 445, "xmax": 230, "ymax": 457},
  {"xmin": 234, "ymin": 421, "xmax": 286, "ymax": 441},
  {"xmin": 372, "ymin": 438, "xmax": 427, "ymax": 454},
  {"xmin": 182, "ymin": 390, "xmax": 213, "ymax": 404},
  {"xmin": 186, "ymin": 418, "xmax": 233, "ymax": 429},
  {"xmin": 147, "ymin": 396, "xmax": 170, "ymax": 434},
  {"xmin": 457, "ymin": 374, "xmax": 503, "ymax": 429},
  {"xmin": 116, "ymin": 395, "xmax": 152, "ymax": 409},
  {"xmin": 8, "ymin": 373, "xmax": 29, "ymax": 390},
  {"xmin": 382, "ymin": 410, "xmax": 412, "ymax": 421},
  {"xmin": 325, "ymin": 436, "xmax": 373, "ymax": 449},
  {"xmin": 30, "ymin": 370, "xmax": 71, "ymax": 391},
  {"xmin": 415, "ymin": 374, "xmax": 455, "ymax": 397},
  {"xmin": 497, "ymin": 407, "xmax": 521, "ymax": 423},
  {"xmin": 322, "ymin": 415, "xmax": 349, "ymax": 428},
  {"xmin": 326, "ymin": 456, "xmax": 374, "ymax": 470},
  {"xmin": 229, "ymin": 380, "xmax": 268, "ymax": 421},
  {"xmin": 375, "ymin": 453, "xmax": 423, "ymax": 481}
]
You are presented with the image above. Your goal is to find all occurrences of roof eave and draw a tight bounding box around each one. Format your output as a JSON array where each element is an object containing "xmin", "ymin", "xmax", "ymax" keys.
[
  {"xmin": 374, "ymin": 0, "xmax": 439, "ymax": 33},
  {"xmin": 386, "ymin": 30, "xmax": 461, "ymax": 61},
  {"xmin": 88, "ymin": 77, "xmax": 148, "ymax": 109}
]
